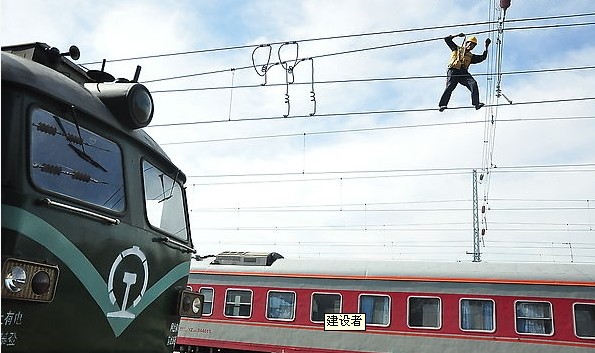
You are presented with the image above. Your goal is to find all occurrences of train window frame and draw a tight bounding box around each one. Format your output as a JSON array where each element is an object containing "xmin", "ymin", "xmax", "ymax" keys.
[
  {"xmin": 514, "ymin": 300, "xmax": 554, "ymax": 336},
  {"xmin": 407, "ymin": 296, "xmax": 442, "ymax": 330},
  {"xmin": 573, "ymin": 302, "xmax": 595, "ymax": 339},
  {"xmin": 459, "ymin": 298, "xmax": 496, "ymax": 333},
  {"xmin": 358, "ymin": 294, "xmax": 391, "ymax": 327},
  {"xmin": 311, "ymin": 292, "xmax": 342, "ymax": 324},
  {"xmin": 199, "ymin": 287, "xmax": 214, "ymax": 317},
  {"xmin": 224, "ymin": 288, "xmax": 253, "ymax": 319},
  {"xmin": 141, "ymin": 159, "xmax": 189, "ymax": 241},
  {"xmin": 28, "ymin": 105, "xmax": 126, "ymax": 213},
  {"xmin": 266, "ymin": 290, "xmax": 297, "ymax": 322}
]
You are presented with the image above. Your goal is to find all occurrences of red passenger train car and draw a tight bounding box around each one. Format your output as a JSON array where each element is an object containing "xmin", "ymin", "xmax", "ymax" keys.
[{"xmin": 176, "ymin": 252, "xmax": 595, "ymax": 353}]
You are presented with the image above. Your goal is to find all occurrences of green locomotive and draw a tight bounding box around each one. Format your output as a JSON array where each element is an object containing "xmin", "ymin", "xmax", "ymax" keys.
[{"xmin": 1, "ymin": 43, "xmax": 203, "ymax": 352}]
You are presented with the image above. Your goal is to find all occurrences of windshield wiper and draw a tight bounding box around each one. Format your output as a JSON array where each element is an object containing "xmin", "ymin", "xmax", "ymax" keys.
[
  {"xmin": 68, "ymin": 144, "xmax": 107, "ymax": 172},
  {"xmin": 157, "ymin": 169, "xmax": 180, "ymax": 203},
  {"xmin": 51, "ymin": 106, "xmax": 108, "ymax": 173}
]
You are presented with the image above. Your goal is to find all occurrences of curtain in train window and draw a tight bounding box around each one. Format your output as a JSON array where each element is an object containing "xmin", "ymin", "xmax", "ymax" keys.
[
  {"xmin": 267, "ymin": 291, "xmax": 296, "ymax": 320},
  {"xmin": 142, "ymin": 160, "xmax": 188, "ymax": 240},
  {"xmin": 516, "ymin": 301, "xmax": 553, "ymax": 335},
  {"xmin": 29, "ymin": 107, "xmax": 125, "ymax": 211},
  {"xmin": 311, "ymin": 293, "xmax": 341, "ymax": 322},
  {"xmin": 224, "ymin": 289, "xmax": 252, "ymax": 317},
  {"xmin": 408, "ymin": 297, "xmax": 441, "ymax": 329},
  {"xmin": 359, "ymin": 295, "xmax": 390, "ymax": 326},
  {"xmin": 460, "ymin": 299, "xmax": 494, "ymax": 331},
  {"xmin": 200, "ymin": 288, "xmax": 214, "ymax": 316},
  {"xmin": 574, "ymin": 303, "xmax": 595, "ymax": 338}
]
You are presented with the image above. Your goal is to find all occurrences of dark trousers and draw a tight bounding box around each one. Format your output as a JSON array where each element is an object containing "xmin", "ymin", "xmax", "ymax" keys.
[{"xmin": 439, "ymin": 68, "xmax": 480, "ymax": 107}]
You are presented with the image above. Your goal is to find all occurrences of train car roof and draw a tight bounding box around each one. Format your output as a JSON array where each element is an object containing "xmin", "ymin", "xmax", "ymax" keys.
[
  {"xmin": 190, "ymin": 257, "xmax": 595, "ymax": 285},
  {"xmin": 1, "ymin": 50, "xmax": 185, "ymax": 181}
]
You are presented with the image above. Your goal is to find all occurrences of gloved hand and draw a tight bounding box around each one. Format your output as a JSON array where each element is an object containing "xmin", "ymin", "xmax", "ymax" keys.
[
  {"xmin": 485, "ymin": 38, "xmax": 492, "ymax": 47},
  {"xmin": 458, "ymin": 33, "xmax": 465, "ymax": 37}
]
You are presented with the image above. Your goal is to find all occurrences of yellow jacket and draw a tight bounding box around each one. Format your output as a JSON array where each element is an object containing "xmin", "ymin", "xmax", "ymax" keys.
[
  {"xmin": 444, "ymin": 36, "xmax": 487, "ymax": 71},
  {"xmin": 448, "ymin": 47, "xmax": 474, "ymax": 70}
]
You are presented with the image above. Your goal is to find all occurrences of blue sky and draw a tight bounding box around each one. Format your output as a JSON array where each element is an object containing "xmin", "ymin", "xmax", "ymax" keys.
[{"xmin": 3, "ymin": 0, "xmax": 595, "ymax": 262}]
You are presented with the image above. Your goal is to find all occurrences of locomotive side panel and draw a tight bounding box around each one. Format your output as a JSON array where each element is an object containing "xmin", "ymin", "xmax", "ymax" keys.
[{"xmin": 1, "ymin": 45, "xmax": 199, "ymax": 352}]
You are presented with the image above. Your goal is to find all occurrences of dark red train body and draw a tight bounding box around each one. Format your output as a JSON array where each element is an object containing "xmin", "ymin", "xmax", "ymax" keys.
[{"xmin": 176, "ymin": 252, "xmax": 595, "ymax": 352}]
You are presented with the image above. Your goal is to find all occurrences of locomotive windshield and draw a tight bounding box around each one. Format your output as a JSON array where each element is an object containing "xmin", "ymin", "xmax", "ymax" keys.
[
  {"xmin": 29, "ymin": 107, "xmax": 125, "ymax": 211},
  {"xmin": 142, "ymin": 160, "xmax": 189, "ymax": 241}
]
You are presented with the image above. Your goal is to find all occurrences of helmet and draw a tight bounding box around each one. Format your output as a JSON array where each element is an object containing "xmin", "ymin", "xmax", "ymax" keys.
[{"xmin": 466, "ymin": 36, "xmax": 478, "ymax": 44}]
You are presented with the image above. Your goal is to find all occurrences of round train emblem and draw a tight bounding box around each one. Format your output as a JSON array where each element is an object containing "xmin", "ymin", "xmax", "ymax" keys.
[{"xmin": 107, "ymin": 246, "xmax": 149, "ymax": 319}]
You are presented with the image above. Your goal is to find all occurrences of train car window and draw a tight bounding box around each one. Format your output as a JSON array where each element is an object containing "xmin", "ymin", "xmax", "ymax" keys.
[
  {"xmin": 224, "ymin": 289, "xmax": 252, "ymax": 318},
  {"xmin": 359, "ymin": 295, "xmax": 390, "ymax": 326},
  {"xmin": 311, "ymin": 293, "xmax": 342, "ymax": 323},
  {"xmin": 142, "ymin": 160, "xmax": 188, "ymax": 240},
  {"xmin": 460, "ymin": 298, "xmax": 495, "ymax": 332},
  {"xmin": 266, "ymin": 291, "xmax": 296, "ymax": 321},
  {"xmin": 199, "ymin": 288, "xmax": 214, "ymax": 316},
  {"xmin": 574, "ymin": 303, "xmax": 595, "ymax": 339},
  {"xmin": 29, "ymin": 107, "xmax": 125, "ymax": 211},
  {"xmin": 408, "ymin": 297, "xmax": 441, "ymax": 329},
  {"xmin": 515, "ymin": 301, "xmax": 553, "ymax": 335}
]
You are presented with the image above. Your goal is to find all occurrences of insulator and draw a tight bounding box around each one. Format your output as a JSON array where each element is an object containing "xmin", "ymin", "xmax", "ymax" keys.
[
  {"xmin": 72, "ymin": 171, "xmax": 91, "ymax": 183},
  {"xmin": 500, "ymin": 0, "xmax": 511, "ymax": 10},
  {"xmin": 40, "ymin": 164, "xmax": 62, "ymax": 175},
  {"xmin": 481, "ymin": 229, "xmax": 486, "ymax": 236},
  {"xmin": 36, "ymin": 122, "xmax": 58, "ymax": 135},
  {"xmin": 481, "ymin": 205, "xmax": 486, "ymax": 213}
]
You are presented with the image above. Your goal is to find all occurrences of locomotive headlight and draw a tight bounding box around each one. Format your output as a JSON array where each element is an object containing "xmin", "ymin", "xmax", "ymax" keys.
[
  {"xmin": 85, "ymin": 82, "xmax": 154, "ymax": 129},
  {"xmin": 178, "ymin": 289, "xmax": 204, "ymax": 318},
  {"xmin": 1, "ymin": 259, "xmax": 59, "ymax": 302},
  {"xmin": 31, "ymin": 270, "xmax": 51, "ymax": 295},
  {"xmin": 187, "ymin": 297, "xmax": 202, "ymax": 314},
  {"xmin": 128, "ymin": 84, "xmax": 154, "ymax": 128},
  {"xmin": 4, "ymin": 266, "xmax": 26, "ymax": 293}
]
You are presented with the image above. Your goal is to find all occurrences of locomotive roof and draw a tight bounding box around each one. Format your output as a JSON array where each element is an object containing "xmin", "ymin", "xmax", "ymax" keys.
[
  {"xmin": 190, "ymin": 257, "xmax": 595, "ymax": 285},
  {"xmin": 1, "ymin": 49, "xmax": 185, "ymax": 182}
]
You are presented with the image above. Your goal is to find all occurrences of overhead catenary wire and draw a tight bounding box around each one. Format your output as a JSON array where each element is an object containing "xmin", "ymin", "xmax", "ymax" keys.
[
  {"xmin": 186, "ymin": 162, "xmax": 595, "ymax": 185},
  {"xmin": 160, "ymin": 115, "xmax": 595, "ymax": 146},
  {"xmin": 137, "ymin": 20, "xmax": 595, "ymax": 85},
  {"xmin": 148, "ymin": 95, "xmax": 595, "ymax": 127},
  {"xmin": 190, "ymin": 206, "xmax": 593, "ymax": 213},
  {"xmin": 150, "ymin": 65, "xmax": 595, "ymax": 94},
  {"xmin": 187, "ymin": 167, "xmax": 595, "ymax": 186},
  {"xmin": 79, "ymin": 11, "xmax": 595, "ymax": 65},
  {"xmin": 479, "ymin": 0, "xmax": 508, "ymax": 249},
  {"xmin": 190, "ymin": 198, "xmax": 595, "ymax": 210}
]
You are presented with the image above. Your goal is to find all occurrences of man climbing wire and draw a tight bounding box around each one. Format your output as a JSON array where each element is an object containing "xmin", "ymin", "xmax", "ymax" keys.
[{"xmin": 438, "ymin": 33, "xmax": 491, "ymax": 112}]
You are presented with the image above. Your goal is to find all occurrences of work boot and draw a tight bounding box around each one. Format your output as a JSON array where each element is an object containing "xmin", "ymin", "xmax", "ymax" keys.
[
  {"xmin": 439, "ymin": 106, "xmax": 447, "ymax": 112},
  {"xmin": 475, "ymin": 103, "xmax": 485, "ymax": 110}
]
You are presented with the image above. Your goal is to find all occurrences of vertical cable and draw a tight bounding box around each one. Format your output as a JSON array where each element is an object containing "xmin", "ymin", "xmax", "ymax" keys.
[{"xmin": 228, "ymin": 68, "xmax": 235, "ymax": 121}]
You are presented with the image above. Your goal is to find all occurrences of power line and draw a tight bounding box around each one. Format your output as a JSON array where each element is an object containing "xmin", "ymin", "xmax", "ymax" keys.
[
  {"xmin": 139, "ymin": 21, "xmax": 595, "ymax": 85},
  {"xmin": 187, "ymin": 162, "xmax": 595, "ymax": 181},
  {"xmin": 79, "ymin": 12, "xmax": 595, "ymax": 65},
  {"xmin": 192, "ymin": 199, "xmax": 470, "ymax": 210},
  {"xmin": 160, "ymin": 115, "xmax": 595, "ymax": 145},
  {"xmin": 188, "ymin": 168, "xmax": 595, "ymax": 185},
  {"xmin": 151, "ymin": 65, "xmax": 595, "ymax": 94},
  {"xmin": 80, "ymin": 19, "xmax": 497, "ymax": 66},
  {"xmin": 191, "ymin": 223, "xmax": 594, "ymax": 230},
  {"xmin": 149, "ymin": 96, "xmax": 595, "ymax": 127},
  {"xmin": 190, "ymin": 206, "xmax": 592, "ymax": 213},
  {"xmin": 189, "ymin": 198, "xmax": 592, "ymax": 212}
]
